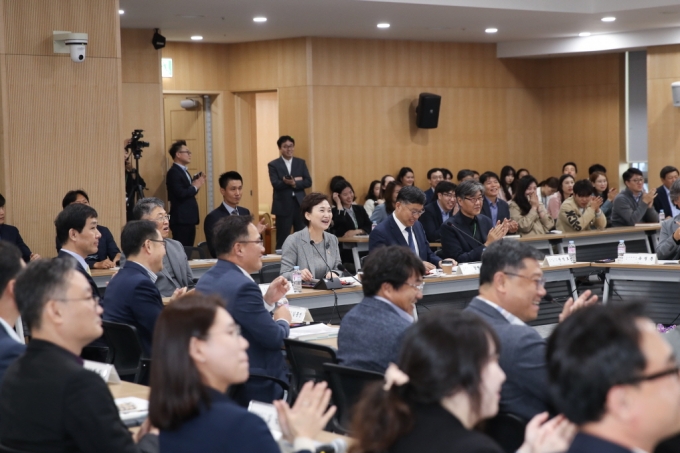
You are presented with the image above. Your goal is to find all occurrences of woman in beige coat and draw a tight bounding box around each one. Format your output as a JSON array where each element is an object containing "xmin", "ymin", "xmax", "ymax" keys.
[{"xmin": 509, "ymin": 176, "xmax": 554, "ymax": 236}]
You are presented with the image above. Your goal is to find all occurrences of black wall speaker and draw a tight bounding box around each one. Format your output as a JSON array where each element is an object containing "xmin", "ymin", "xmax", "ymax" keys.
[{"xmin": 415, "ymin": 93, "xmax": 441, "ymax": 129}]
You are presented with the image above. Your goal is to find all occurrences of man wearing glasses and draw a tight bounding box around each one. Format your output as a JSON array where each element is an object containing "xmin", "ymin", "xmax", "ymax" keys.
[
  {"xmin": 465, "ymin": 240, "xmax": 597, "ymax": 423},
  {"xmin": 166, "ymin": 140, "xmax": 207, "ymax": 247},
  {"xmin": 548, "ymin": 303, "xmax": 680, "ymax": 453},
  {"xmin": 419, "ymin": 180, "xmax": 458, "ymax": 242},
  {"xmin": 611, "ymin": 167, "xmax": 659, "ymax": 227}
]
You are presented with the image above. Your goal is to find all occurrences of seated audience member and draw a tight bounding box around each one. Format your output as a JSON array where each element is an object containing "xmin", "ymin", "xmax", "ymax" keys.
[
  {"xmin": 509, "ymin": 176, "xmax": 554, "ymax": 236},
  {"xmin": 0, "ymin": 193, "xmax": 39, "ymax": 262},
  {"xmin": 547, "ymin": 174, "xmax": 575, "ymax": 221},
  {"xmin": 103, "ymin": 221, "xmax": 184, "ymax": 357},
  {"xmin": 370, "ymin": 180, "xmax": 402, "ymax": 224},
  {"xmin": 0, "ymin": 258, "xmax": 157, "ymax": 452},
  {"xmin": 204, "ymin": 171, "xmax": 265, "ymax": 258},
  {"xmin": 149, "ymin": 294, "xmax": 334, "ymax": 453},
  {"xmin": 557, "ymin": 179, "xmax": 606, "ymax": 233},
  {"xmin": 516, "ymin": 168, "xmax": 530, "ymax": 179},
  {"xmin": 396, "ymin": 167, "xmax": 415, "ymax": 186},
  {"xmin": 537, "ymin": 177, "xmax": 559, "ymax": 207},
  {"xmin": 0, "ymin": 242, "xmax": 25, "ymax": 383},
  {"xmin": 547, "ymin": 303, "xmax": 680, "ymax": 453},
  {"xmin": 419, "ymin": 180, "xmax": 457, "ymax": 242},
  {"xmin": 654, "ymin": 165, "xmax": 680, "ymax": 218},
  {"xmin": 588, "ymin": 163, "xmax": 607, "ymax": 175},
  {"xmin": 480, "ymin": 171, "xmax": 518, "ymax": 233},
  {"xmin": 363, "ymin": 179, "xmax": 383, "ymax": 217},
  {"xmin": 369, "ymin": 186, "xmax": 444, "ymax": 271},
  {"xmin": 55, "ymin": 204, "xmax": 102, "ymax": 298},
  {"xmin": 124, "ymin": 198, "xmax": 194, "ymax": 297},
  {"xmin": 281, "ymin": 193, "xmax": 342, "ymax": 281},
  {"xmin": 350, "ymin": 308, "xmax": 576, "ymax": 453},
  {"xmin": 195, "ymin": 215, "xmax": 292, "ymax": 405},
  {"xmin": 589, "ymin": 171, "xmax": 616, "ymax": 223},
  {"xmin": 440, "ymin": 181, "xmax": 508, "ymax": 263},
  {"xmin": 337, "ymin": 246, "xmax": 425, "ymax": 373},
  {"xmin": 423, "ymin": 168, "xmax": 443, "ymax": 204},
  {"xmin": 60, "ymin": 190, "xmax": 120, "ymax": 269},
  {"xmin": 441, "ymin": 168, "xmax": 453, "ymax": 181},
  {"xmin": 457, "ymin": 169, "xmax": 476, "ymax": 182},
  {"xmin": 464, "ymin": 240, "xmax": 597, "ymax": 421},
  {"xmin": 611, "ymin": 168, "xmax": 659, "ymax": 227},
  {"xmin": 499, "ymin": 165, "xmax": 516, "ymax": 201},
  {"xmin": 329, "ymin": 175, "xmax": 346, "ymax": 194},
  {"xmin": 656, "ymin": 180, "xmax": 680, "ymax": 260},
  {"xmin": 331, "ymin": 180, "xmax": 372, "ymax": 238},
  {"xmin": 472, "ymin": 170, "xmax": 480, "ymax": 181},
  {"xmin": 562, "ymin": 162, "xmax": 577, "ymax": 177}
]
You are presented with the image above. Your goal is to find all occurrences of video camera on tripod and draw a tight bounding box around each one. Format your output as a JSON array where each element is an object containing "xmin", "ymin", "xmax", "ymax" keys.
[
  {"xmin": 125, "ymin": 129, "xmax": 149, "ymax": 218},
  {"xmin": 125, "ymin": 129, "xmax": 149, "ymax": 159}
]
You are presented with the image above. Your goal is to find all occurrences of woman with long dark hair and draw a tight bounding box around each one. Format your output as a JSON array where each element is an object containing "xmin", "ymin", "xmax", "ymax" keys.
[
  {"xmin": 546, "ymin": 174, "xmax": 575, "ymax": 222},
  {"xmin": 363, "ymin": 180, "xmax": 383, "ymax": 217},
  {"xmin": 396, "ymin": 167, "xmax": 415, "ymax": 187},
  {"xmin": 590, "ymin": 171, "xmax": 616, "ymax": 222},
  {"xmin": 499, "ymin": 166, "xmax": 516, "ymax": 201},
  {"xmin": 509, "ymin": 176, "xmax": 554, "ymax": 236},
  {"xmin": 370, "ymin": 181, "xmax": 403, "ymax": 224}
]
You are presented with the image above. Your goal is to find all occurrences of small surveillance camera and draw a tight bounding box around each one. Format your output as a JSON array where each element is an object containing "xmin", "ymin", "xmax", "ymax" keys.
[{"xmin": 65, "ymin": 38, "xmax": 87, "ymax": 63}]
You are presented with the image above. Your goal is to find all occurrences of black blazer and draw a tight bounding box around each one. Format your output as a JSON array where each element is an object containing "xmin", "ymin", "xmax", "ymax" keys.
[
  {"xmin": 57, "ymin": 250, "xmax": 101, "ymax": 299},
  {"xmin": 331, "ymin": 205, "xmax": 372, "ymax": 238},
  {"xmin": 418, "ymin": 201, "xmax": 452, "ymax": 242},
  {"xmin": 654, "ymin": 185, "xmax": 674, "ymax": 216},
  {"xmin": 369, "ymin": 214, "xmax": 441, "ymax": 265},
  {"xmin": 0, "ymin": 339, "xmax": 157, "ymax": 453},
  {"xmin": 481, "ymin": 197, "xmax": 511, "ymax": 224},
  {"xmin": 423, "ymin": 188, "xmax": 435, "ymax": 205},
  {"xmin": 267, "ymin": 157, "xmax": 312, "ymax": 215},
  {"xmin": 203, "ymin": 204, "xmax": 251, "ymax": 258},
  {"xmin": 566, "ymin": 433, "xmax": 632, "ymax": 453},
  {"xmin": 440, "ymin": 212, "xmax": 493, "ymax": 263},
  {"xmin": 0, "ymin": 224, "xmax": 32, "ymax": 262},
  {"xmin": 390, "ymin": 403, "xmax": 503, "ymax": 453},
  {"xmin": 0, "ymin": 326, "xmax": 24, "ymax": 384},
  {"xmin": 167, "ymin": 163, "xmax": 199, "ymax": 226},
  {"xmin": 56, "ymin": 225, "xmax": 120, "ymax": 269}
]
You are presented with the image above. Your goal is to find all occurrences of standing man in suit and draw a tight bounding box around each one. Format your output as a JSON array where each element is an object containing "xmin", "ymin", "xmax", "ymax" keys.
[
  {"xmin": 654, "ymin": 165, "xmax": 680, "ymax": 218},
  {"xmin": 195, "ymin": 215, "xmax": 293, "ymax": 405},
  {"xmin": 55, "ymin": 203, "xmax": 102, "ymax": 298},
  {"xmin": 423, "ymin": 168, "xmax": 443, "ymax": 204},
  {"xmin": 0, "ymin": 258, "xmax": 158, "ymax": 452},
  {"xmin": 464, "ymin": 240, "xmax": 597, "ymax": 422},
  {"xmin": 0, "ymin": 242, "xmax": 25, "ymax": 383},
  {"xmin": 548, "ymin": 303, "xmax": 680, "ymax": 453},
  {"xmin": 419, "ymin": 180, "xmax": 457, "ymax": 242},
  {"xmin": 480, "ymin": 171, "xmax": 518, "ymax": 233},
  {"xmin": 440, "ymin": 180, "xmax": 509, "ymax": 263},
  {"xmin": 166, "ymin": 140, "xmax": 207, "ymax": 247},
  {"xmin": 369, "ymin": 186, "xmax": 447, "ymax": 272},
  {"xmin": 268, "ymin": 135, "xmax": 312, "ymax": 249},
  {"xmin": 0, "ymin": 193, "xmax": 40, "ymax": 262}
]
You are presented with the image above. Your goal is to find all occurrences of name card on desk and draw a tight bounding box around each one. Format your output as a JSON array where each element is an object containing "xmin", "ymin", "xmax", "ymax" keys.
[
  {"xmin": 542, "ymin": 254, "xmax": 573, "ymax": 267},
  {"xmin": 289, "ymin": 305, "xmax": 314, "ymax": 323},
  {"xmin": 617, "ymin": 253, "xmax": 658, "ymax": 265},
  {"xmin": 456, "ymin": 262, "xmax": 482, "ymax": 275},
  {"xmin": 84, "ymin": 360, "xmax": 120, "ymax": 384}
]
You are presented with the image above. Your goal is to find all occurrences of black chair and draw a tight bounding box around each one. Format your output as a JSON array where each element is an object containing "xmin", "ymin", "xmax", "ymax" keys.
[
  {"xmin": 284, "ymin": 338, "xmax": 337, "ymax": 402},
  {"xmin": 228, "ymin": 373, "xmax": 290, "ymax": 406},
  {"xmin": 183, "ymin": 246, "xmax": 205, "ymax": 260},
  {"xmin": 197, "ymin": 241, "xmax": 210, "ymax": 259},
  {"xmin": 483, "ymin": 412, "xmax": 527, "ymax": 453},
  {"xmin": 259, "ymin": 263, "xmax": 281, "ymax": 284},
  {"xmin": 322, "ymin": 363, "xmax": 384, "ymax": 434},
  {"xmin": 80, "ymin": 345, "xmax": 112, "ymax": 363},
  {"xmin": 102, "ymin": 321, "xmax": 149, "ymax": 384}
]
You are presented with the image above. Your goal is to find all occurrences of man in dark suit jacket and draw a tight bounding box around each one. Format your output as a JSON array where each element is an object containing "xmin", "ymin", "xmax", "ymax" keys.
[
  {"xmin": 0, "ymin": 193, "xmax": 38, "ymax": 262},
  {"xmin": 0, "ymin": 242, "xmax": 25, "ymax": 383},
  {"xmin": 103, "ymin": 221, "xmax": 176, "ymax": 357},
  {"xmin": 423, "ymin": 167, "xmax": 443, "ymax": 205},
  {"xmin": 0, "ymin": 258, "xmax": 157, "ymax": 452},
  {"xmin": 441, "ymin": 180, "xmax": 509, "ymax": 263},
  {"xmin": 55, "ymin": 204, "xmax": 103, "ymax": 298},
  {"xmin": 166, "ymin": 140, "xmax": 207, "ymax": 247},
  {"xmin": 654, "ymin": 165, "xmax": 680, "ymax": 217},
  {"xmin": 418, "ymin": 180, "xmax": 457, "ymax": 242},
  {"xmin": 480, "ymin": 171, "xmax": 518, "ymax": 234},
  {"xmin": 268, "ymin": 135, "xmax": 312, "ymax": 249},
  {"xmin": 548, "ymin": 303, "xmax": 678, "ymax": 453},
  {"xmin": 369, "ymin": 186, "xmax": 442, "ymax": 270},
  {"xmin": 195, "ymin": 215, "xmax": 293, "ymax": 405}
]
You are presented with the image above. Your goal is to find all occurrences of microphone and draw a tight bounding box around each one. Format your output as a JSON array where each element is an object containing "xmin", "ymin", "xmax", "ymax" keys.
[
  {"xmin": 309, "ymin": 237, "xmax": 342, "ymax": 290},
  {"xmin": 337, "ymin": 263, "xmax": 362, "ymax": 286},
  {"xmin": 444, "ymin": 219, "xmax": 487, "ymax": 247}
]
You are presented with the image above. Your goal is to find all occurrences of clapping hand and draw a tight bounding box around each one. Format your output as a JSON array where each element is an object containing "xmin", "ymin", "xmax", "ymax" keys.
[
  {"xmin": 589, "ymin": 196, "xmax": 603, "ymax": 212},
  {"xmin": 274, "ymin": 381, "xmax": 336, "ymax": 443},
  {"xmin": 486, "ymin": 220, "xmax": 508, "ymax": 246},
  {"xmin": 642, "ymin": 188, "xmax": 657, "ymax": 206},
  {"xmin": 519, "ymin": 412, "xmax": 576, "ymax": 453},
  {"xmin": 559, "ymin": 289, "xmax": 598, "ymax": 322}
]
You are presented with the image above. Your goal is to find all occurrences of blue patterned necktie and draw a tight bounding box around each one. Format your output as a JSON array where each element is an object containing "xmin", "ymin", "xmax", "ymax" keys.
[{"xmin": 405, "ymin": 226, "xmax": 416, "ymax": 254}]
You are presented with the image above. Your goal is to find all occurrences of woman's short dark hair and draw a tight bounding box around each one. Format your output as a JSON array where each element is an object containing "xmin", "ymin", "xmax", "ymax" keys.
[
  {"xmin": 149, "ymin": 293, "xmax": 225, "ymax": 431},
  {"xmin": 513, "ymin": 175, "xmax": 539, "ymax": 216},
  {"xmin": 384, "ymin": 181, "xmax": 403, "ymax": 215},
  {"xmin": 277, "ymin": 135, "xmax": 295, "ymax": 148},
  {"xmin": 562, "ymin": 161, "xmax": 578, "ymax": 173},
  {"xmin": 54, "ymin": 204, "xmax": 98, "ymax": 245},
  {"xmin": 121, "ymin": 220, "xmax": 160, "ymax": 257},
  {"xmin": 333, "ymin": 180, "xmax": 355, "ymax": 200},
  {"xmin": 365, "ymin": 180, "xmax": 381, "ymax": 202},
  {"xmin": 396, "ymin": 167, "xmax": 414, "ymax": 185},
  {"xmin": 557, "ymin": 174, "xmax": 575, "ymax": 201},
  {"xmin": 572, "ymin": 179, "xmax": 595, "ymax": 197},
  {"xmin": 350, "ymin": 308, "xmax": 500, "ymax": 452},
  {"xmin": 538, "ymin": 177, "xmax": 559, "ymax": 191},
  {"xmin": 213, "ymin": 215, "xmax": 253, "ymax": 256},
  {"xmin": 440, "ymin": 168, "xmax": 453, "ymax": 180},
  {"xmin": 362, "ymin": 246, "xmax": 425, "ymax": 297},
  {"xmin": 61, "ymin": 190, "xmax": 89, "ymax": 209},
  {"xmin": 168, "ymin": 140, "xmax": 187, "ymax": 159},
  {"xmin": 300, "ymin": 193, "xmax": 330, "ymax": 227}
]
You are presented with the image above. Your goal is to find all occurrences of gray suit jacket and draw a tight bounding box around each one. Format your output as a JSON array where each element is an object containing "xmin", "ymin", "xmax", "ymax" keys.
[
  {"xmin": 120, "ymin": 238, "xmax": 194, "ymax": 297},
  {"xmin": 464, "ymin": 297, "xmax": 551, "ymax": 421},
  {"xmin": 657, "ymin": 214, "xmax": 680, "ymax": 260},
  {"xmin": 611, "ymin": 188, "xmax": 659, "ymax": 227},
  {"xmin": 280, "ymin": 228, "xmax": 342, "ymax": 280}
]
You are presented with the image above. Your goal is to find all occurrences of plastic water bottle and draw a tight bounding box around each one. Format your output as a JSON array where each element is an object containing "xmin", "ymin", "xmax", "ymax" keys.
[
  {"xmin": 618, "ymin": 240, "xmax": 626, "ymax": 260},
  {"xmin": 372, "ymin": 221, "xmax": 377, "ymax": 231},
  {"xmin": 659, "ymin": 210, "xmax": 666, "ymax": 222},
  {"xmin": 292, "ymin": 266, "xmax": 302, "ymax": 293},
  {"xmin": 567, "ymin": 241, "xmax": 576, "ymax": 263}
]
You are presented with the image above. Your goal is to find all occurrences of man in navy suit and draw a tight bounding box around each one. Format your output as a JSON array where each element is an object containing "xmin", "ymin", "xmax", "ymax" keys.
[
  {"xmin": 480, "ymin": 171, "xmax": 518, "ymax": 233},
  {"xmin": 440, "ymin": 180, "xmax": 509, "ymax": 263},
  {"xmin": 548, "ymin": 303, "xmax": 680, "ymax": 453},
  {"xmin": 166, "ymin": 140, "xmax": 207, "ymax": 247},
  {"xmin": 0, "ymin": 193, "xmax": 39, "ymax": 262},
  {"xmin": 0, "ymin": 242, "xmax": 25, "ymax": 383},
  {"xmin": 268, "ymin": 136, "xmax": 312, "ymax": 249},
  {"xmin": 422, "ymin": 168, "xmax": 443, "ymax": 205},
  {"xmin": 196, "ymin": 215, "xmax": 293, "ymax": 405},
  {"xmin": 369, "ymin": 186, "xmax": 446, "ymax": 271},
  {"xmin": 419, "ymin": 180, "xmax": 457, "ymax": 242},
  {"xmin": 654, "ymin": 165, "xmax": 680, "ymax": 218},
  {"xmin": 55, "ymin": 204, "xmax": 102, "ymax": 299}
]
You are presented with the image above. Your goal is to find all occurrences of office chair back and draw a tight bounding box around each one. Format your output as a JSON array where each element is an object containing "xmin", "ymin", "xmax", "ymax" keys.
[
  {"xmin": 183, "ymin": 246, "xmax": 205, "ymax": 260},
  {"xmin": 284, "ymin": 338, "xmax": 337, "ymax": 401},
  {"xmin": 259, "ymin": 263, "xmax": 282, "ymax": 284},
  {"xmin": 196, "ymin": 241, "xmax": 210, "ymax": 259},
  {"xmin": 483, "ymin": 412, "xmax": 527, "ymax": 453},
  {"xmin": 228, "ymin": 373, "xmax": 290, "ymax": 407},
  {"xmin": 102, "ymin": 321, "xmax": 146, "ymax": 383}
]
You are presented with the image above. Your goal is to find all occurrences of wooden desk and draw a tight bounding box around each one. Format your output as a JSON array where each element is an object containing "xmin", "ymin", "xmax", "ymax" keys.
[
  {"xmin": 431, "ymin": 233, "xmax": 564, "ymax": 256},
  {"xmin": 559, "ymin": 225, "xmax": 660, "ymax": 262}
]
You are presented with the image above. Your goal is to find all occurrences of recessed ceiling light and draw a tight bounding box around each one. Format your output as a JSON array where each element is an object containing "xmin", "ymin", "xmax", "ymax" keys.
[
  {"xmin": 601, "ymin": 16, "xmax": 616, "ymax": 22},
  {"xmin": 191, "ymin": 35, "xmax": 203, "ymax": 41},
  {"xmin": 485, "ymin": 28, "xmax": 498, "ymax": 33},
  {"xmin": 377, "ymin": 23, "xmax": 390, "ymax": 29},
  {"xmin": 253, "ymin": 17, "xmax": 267, "ymax": 23},
  {"xmin": 118, "ymin": 9, "xmax": 124, "ymax": 14},
  {"xmin": 579, "ymin": 32, "xmax": 591, "ymax": 37}
]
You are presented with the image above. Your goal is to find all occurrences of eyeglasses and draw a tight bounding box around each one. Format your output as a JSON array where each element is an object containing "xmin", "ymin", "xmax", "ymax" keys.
[
  {"xmin": 148, "ymin": 238, "xmax": 166, "ymax": 247},
  {"xmin": 239, "ymin": 239, "xmax": 264, "ymax": 246},
  {"xmin": 406, "ymin": 281, "xmax": 425, "ymax": 292},
  {"xmin": 464, "ymin": 196, "xmax": 484, "ymax": 204},
  {"xmin": 441, "ymin": 192, "xmax": 455, "ymax": 199},
  {"xmin": 55, "ymin": 294, "xmax": 101, "ymax": 307},
  {"xmin": 619, "ymin": 366, "xmax": 680, "ymax": 385},
  {"xmin": 154, "ymin": 215, "xmax": 170, "ymax": 222},
  {"xmin": 629, "ymin": 178, "xmax": 645, "ymax": 184},
  {"xmin": 177, "ymin": 150, "xmax": 192, "ymax": 155},
  {"xmin": 503, "ymin": 272, "xmax": 546, "ymax": 289}
]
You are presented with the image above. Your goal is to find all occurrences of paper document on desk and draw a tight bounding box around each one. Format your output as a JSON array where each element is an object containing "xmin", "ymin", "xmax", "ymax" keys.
[
  {"xmin": 288, "ymin": 324, "xmax": 338, "ymax": 340},
  {"xmin": 115, "ymin": 397, "xmax": 148, "ymax": 426},
  {"xmin": 259, "ymin": 284, "xmax": 295, "ymax": 297}
]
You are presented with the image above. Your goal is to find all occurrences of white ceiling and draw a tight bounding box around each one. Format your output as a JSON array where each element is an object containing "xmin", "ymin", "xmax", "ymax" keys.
[{"xmin": 119, "ymin": 0, "xmax": 680, "ymax": 50}]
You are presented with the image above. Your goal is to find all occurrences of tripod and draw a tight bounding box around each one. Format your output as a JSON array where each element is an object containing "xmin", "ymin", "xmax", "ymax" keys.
[{"xmin": 126, "ymin": 152, "xmax": 146, "ymax": 219}]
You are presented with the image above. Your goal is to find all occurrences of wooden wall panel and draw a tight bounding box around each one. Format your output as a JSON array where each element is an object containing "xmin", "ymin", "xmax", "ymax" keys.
[
  {"xmin": 277, "ymin": 38, "xmax": 309, "ymax": 88},
  {"xmin": 162, "ymin": 43, "xmax": 230, "ymax": 92},
  {"xmin": 228, "ymin": 41, "xmax": 280, "ymax": 92},
  {"xmin": 537, "ymin": 54, "xmax": 621, "ymax": 88},
  {"xmin": 255, "ymin": 92, "xmax": 279, "ymax": 212},
  {"xmin": 121, "ymin": 29, "xmax": 160, "ymax": 84},
  {"xmin": 278, "ymin": 86, "xmax": 312, "ymax": 164}
]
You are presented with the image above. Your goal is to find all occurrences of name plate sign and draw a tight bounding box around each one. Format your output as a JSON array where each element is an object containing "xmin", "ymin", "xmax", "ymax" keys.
[
  {"xmin": 456, "ymin": 262, "xmax": 482, "ymax": 275},
  {"xmin": 542, "ymin": 254, "xmax": 573, "ymax": 267},
  {"xmin": 84, "ymin": 360, "xmax": 121, "ymax": 384},
  {"xmin": 617, "ymin": 253, "xmax": 658, "ymax": 265}
]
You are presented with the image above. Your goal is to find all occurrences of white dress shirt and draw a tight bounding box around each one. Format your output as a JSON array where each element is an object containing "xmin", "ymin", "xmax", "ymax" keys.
[
  {"xmin": 392, "ymin": 213, "xmax": 419, "ymax": 256},
  {"xmin": 174, "ymin": 162, "xmax": 198, "ymax": 192},
  {"xmin": 59, "ymin": 249, "xmax": 90, "ymax": 274},
  {"xmin": 0, "ymin": 317, "xmax": 22, "ymax": 343},
  {"xmin": 477, "ymin": 296, "xmax": 526, "ymax": 326}
]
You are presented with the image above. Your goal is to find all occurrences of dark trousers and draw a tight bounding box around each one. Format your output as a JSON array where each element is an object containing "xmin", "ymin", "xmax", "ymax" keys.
[
  {"xmin": 171, "ymin": 224, "xmax": 196, "ymax": 247},
  {"xmin": 275, "ymin": 201, "xmax": 305, "ymax": 249}
]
